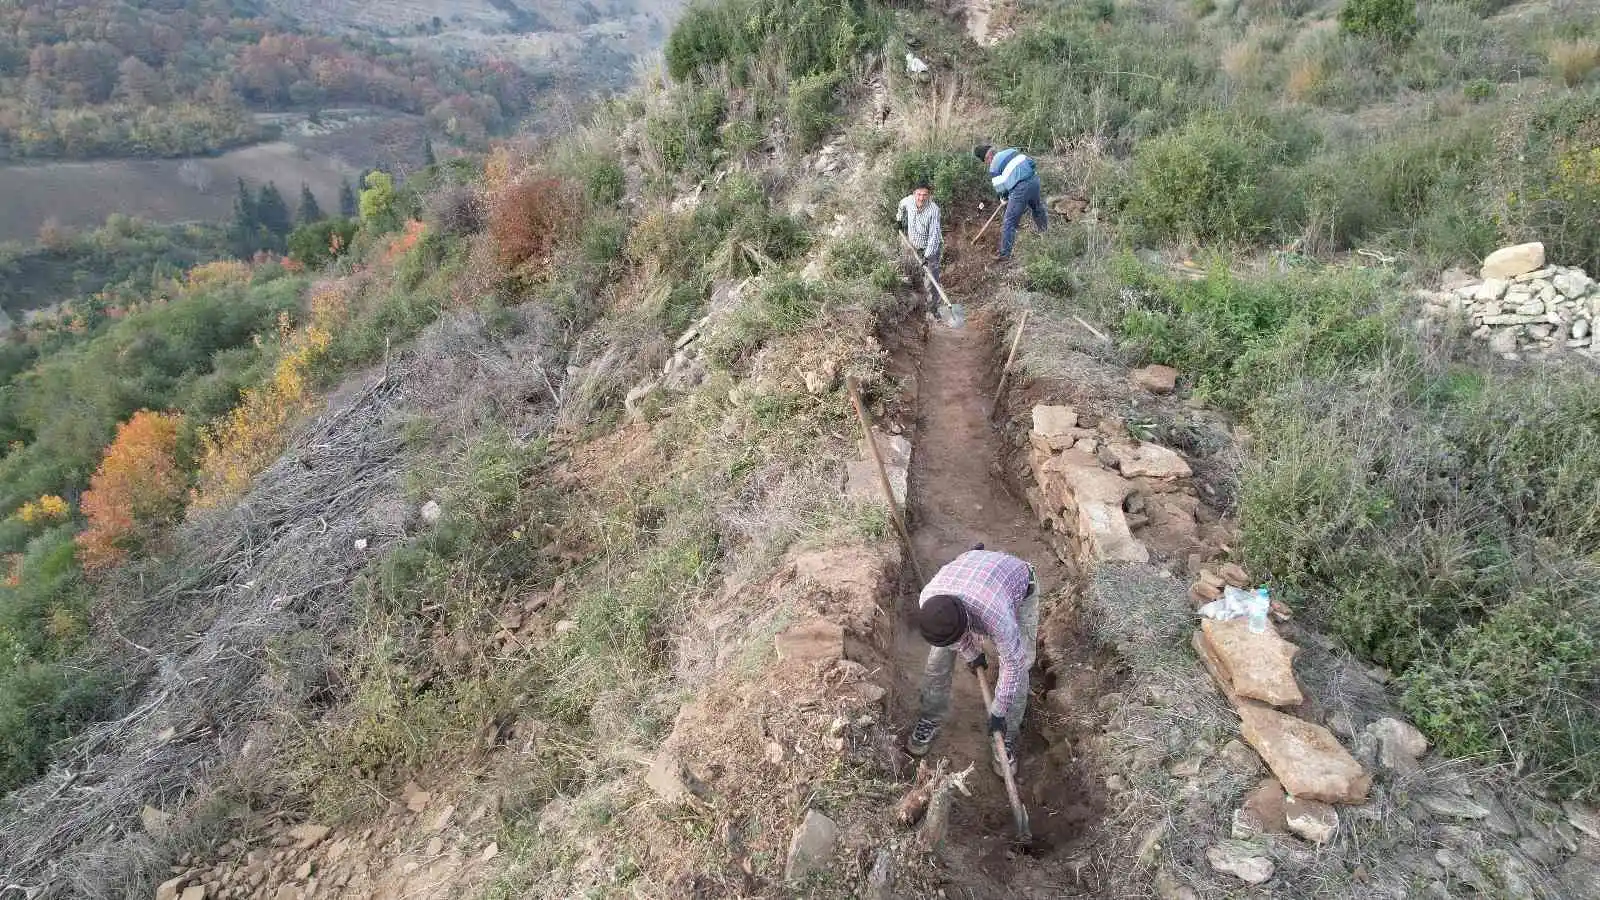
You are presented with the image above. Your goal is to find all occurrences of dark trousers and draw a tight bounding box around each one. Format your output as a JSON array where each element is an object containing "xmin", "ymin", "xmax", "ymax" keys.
[{"xmin": 999, "ymin": 177, "xmax": 1048, "ymax": 258}]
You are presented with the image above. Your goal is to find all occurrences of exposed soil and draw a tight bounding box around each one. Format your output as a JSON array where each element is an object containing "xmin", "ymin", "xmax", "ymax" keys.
[{"xmin": 887, "ymin": 290, "xmax": 1110, "ymax": 896}]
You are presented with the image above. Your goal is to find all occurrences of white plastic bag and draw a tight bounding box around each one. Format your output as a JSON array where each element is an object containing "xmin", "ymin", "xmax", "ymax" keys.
[{"xmin": 1199, "ymin": 585, "xmax": 1271, "ymax": 633}]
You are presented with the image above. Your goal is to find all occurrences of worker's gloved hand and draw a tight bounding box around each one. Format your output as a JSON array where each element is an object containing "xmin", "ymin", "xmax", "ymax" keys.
[
  {"xmin": 971, "ymin": 542, "xmax": 985, "ymax": 551},
  {"xmin": 987, "ymin": 714, "xmax": 1006, "ymax": 736},
  {"xmin": 967, "ymin": 653, "xmax": 988, "ymax": 673}
]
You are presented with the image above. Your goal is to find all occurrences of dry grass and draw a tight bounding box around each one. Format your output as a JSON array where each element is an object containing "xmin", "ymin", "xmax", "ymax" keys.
[
  {"xmin": 1286, "ymin": 56, "xmax": 1325, "ymax": 103},
  {"xmin": 1221, "ymin": 40, "xmax": 1262, "ymax": 81},
  {"xmin": 1549, "ymin": 38, "xmax": 1600, "ymax": 87}
]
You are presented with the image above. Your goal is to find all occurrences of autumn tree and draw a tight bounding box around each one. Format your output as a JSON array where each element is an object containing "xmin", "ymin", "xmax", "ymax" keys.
[{"xmin": 77, "ymin": 410, "xmax": 186, "ymax": 571}]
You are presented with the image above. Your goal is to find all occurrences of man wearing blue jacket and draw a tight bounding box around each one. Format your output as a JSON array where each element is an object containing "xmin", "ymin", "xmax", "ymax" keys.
[{"xmin": 976, "ymin": 144, "xmax": 1048, "ymax": 261}]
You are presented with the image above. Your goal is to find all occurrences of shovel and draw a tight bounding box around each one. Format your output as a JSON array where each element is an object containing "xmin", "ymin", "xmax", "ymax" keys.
[
  {"xmin": 898, "ymin": 231, "xmax": 963, "ymax": 328},
  {"xmin": 974, "ymin": 667, "xmax": 1032, "ymax": 845}
]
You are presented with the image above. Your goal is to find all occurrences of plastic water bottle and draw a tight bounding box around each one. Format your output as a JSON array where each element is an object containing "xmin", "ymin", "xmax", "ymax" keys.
[{"xmin": 1247, "ymin": 587, "xmax": 1271, "ymax": 634}]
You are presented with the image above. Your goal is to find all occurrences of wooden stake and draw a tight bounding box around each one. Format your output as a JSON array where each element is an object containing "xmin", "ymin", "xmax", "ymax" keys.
[
  {"xmin": 988, "ymin": 308, "xmax": 1031, "ymax": 420},
  {"xmin": 845, "ymin": 376, "xmax": 924, "ymax": 585},
  {"xmin": 972, "ymin": 201, "xmax": 1004, "ymax": 246}
]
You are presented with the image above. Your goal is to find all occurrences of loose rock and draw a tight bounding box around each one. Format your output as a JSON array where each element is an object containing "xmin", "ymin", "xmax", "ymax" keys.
[
  {"xmin": 1285, "ymin": 797, "xmax": 1339, "ymax": 844},
  {"xmin": 1239, "ymin": 705, "xmax": 1371, "ymax": 803},
  {"xmin": 1482, "ymin": 242, "xmax": 1545, "ymax": 279},
  {"xmin": 1206, "ymin": 841, "xmax": 1275, "ymax": 885},
  {"xmin": 1199, "ymin": 619, "xmax": 1304, "ymax": 707},
  {"xmin": 1131, "ymin": 365, "xmax": 1179, "ymax": 394},
  {"xmin": 1365, "ymin": 717, "xmax": 1427, "ymax": 775},
  {"xmin": 785, "ymin": 809, "xmax": 838, "ymax": 882}
]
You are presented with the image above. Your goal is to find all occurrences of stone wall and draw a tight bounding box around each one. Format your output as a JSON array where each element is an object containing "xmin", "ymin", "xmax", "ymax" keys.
[{"xmin": 1420, "ymin": 242, "xmax": 1600, "ymax": 359}]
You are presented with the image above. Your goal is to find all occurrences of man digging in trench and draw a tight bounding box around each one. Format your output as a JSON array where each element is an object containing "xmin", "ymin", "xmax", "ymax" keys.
[{"xmin": 907, "ymin": 545, "xmax": 1039, "ymax": 777}]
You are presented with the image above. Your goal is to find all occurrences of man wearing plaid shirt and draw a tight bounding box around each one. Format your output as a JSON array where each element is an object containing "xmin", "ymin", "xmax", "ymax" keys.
[{"xmin": 908, "ymin": 545, "xmax": 1039, "ymax": 776}]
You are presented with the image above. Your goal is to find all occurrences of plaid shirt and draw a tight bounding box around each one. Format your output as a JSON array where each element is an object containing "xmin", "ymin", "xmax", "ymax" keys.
[{"xmin": 919, "ymin": 550, "xmax": 1033, "ymax": 717}]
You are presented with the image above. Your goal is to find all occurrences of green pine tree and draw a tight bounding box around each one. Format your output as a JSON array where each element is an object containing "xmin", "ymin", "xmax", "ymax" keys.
[
  {"xmin": 297, "ymin": 183, "xmax": 324, "ymax": 226},
  {"xmin": 229, "ymin": 178, "xmax": 260, "ymax": 257},
  {"xmin": 422, "ymin": 135, "xmax": 437, "ymax": 167},
  {"xmin": 255, "ymin": 182, "xmax": 292, "ymax": 252},
  {"xmin": 338, "ymin": 178, "xmax": 358, "ymax": 218}
]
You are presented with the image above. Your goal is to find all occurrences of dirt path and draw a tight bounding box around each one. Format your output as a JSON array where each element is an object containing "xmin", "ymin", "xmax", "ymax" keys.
[{"xmin": 890, "ymin": 305, "xmax": 1106, "ymax": 897}]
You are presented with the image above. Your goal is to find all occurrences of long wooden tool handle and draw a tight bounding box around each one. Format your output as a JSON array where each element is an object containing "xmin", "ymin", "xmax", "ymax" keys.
[
  {"xmin": 845, "ymin": 376, "xmax": 924, "ymax": 585},
  {"xmin": 898, "ymin": 230, "xmax": 954, "ymax": 313},
  {"xmin": 975, "ymin": 667, "xmax": 1031, "ymax": 841},
  {"xmin": 988, "ymin": 308, "xmax": 1031, "ymax": 420},
  {"xmin": 972, "ymin": 201, "xmax": 1004, "ymax": 245}
]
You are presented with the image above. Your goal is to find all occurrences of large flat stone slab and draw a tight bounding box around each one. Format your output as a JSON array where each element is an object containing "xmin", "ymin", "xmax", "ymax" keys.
[
  {"xmin": 1481, "ymin": 242, "xmax": 1545, "ymax": 280},
  {"xmin": 1200, "ymin": 618, "xmax": 1304, "ymax": 707},
  {"xmin": 1032, "ymin": 404, "xmax": 1080, "ymax": 450},
  {"xmin": 1111, "ymin": 442, "xmax": 1192, "ymax": 479},
  {"xmin": 1239, "ymin": 705, "xmax": 1371, "ymax": 804}
]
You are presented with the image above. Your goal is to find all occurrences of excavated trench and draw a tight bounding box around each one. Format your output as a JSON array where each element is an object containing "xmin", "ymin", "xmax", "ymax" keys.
[{"xmin": 875, "ymin": 270, "xmax": 1115, "ymax": 897}]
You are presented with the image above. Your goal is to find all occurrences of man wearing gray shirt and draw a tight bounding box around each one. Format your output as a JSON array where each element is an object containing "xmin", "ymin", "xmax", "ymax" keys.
[{"xmin": 896, "ymin": 180, "xmax": 943, "ymax": 308}]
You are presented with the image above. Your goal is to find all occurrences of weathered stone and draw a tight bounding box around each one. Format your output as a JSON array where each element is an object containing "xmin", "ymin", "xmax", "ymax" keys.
[
  {"xmin": 1170, "ymin": 756, "xmax": 1203, "ymax": 778},
  {"xmin": 141, "ymin": 804, "xmax": 175, "ymax": 837},
  {"xmin": 844, "ymin": 430, "xmax": 910, "ymax": 510},
  {"xmin": 294, "ymin": 860, "xmax": 312, "ymax": 880},
  {"xmin": 784, "ymin": 809, "xmax": 838, "ymax": 882},
  {"xmin": 1482, "ymin": 242, "xmax": 1545, "ymax": 279},
  {"xmin": 1285, "ymin": 797, "xmax": 1339, "ymax": 844},
  {"xmin": 156, "ymin": 876, "xmax": 187, "ymax": 900},
  {"xmin": 1516, "ymin": 299, "xmax": 1546, "ymax": 316},
  {"xmin": 1563, "ymin": 800, "xmax": 1600, "ymax": 840},
  {"xmin": 1200, "ymin": 618, "xmax": 1303, "ymax": 707},
  {"xmin": 862, "ymin": 848, "xmax": 894, "ymax": 900},
  {"xmin": 419, "ymin": 500, "xmax": 442, "ymax": 524},
  {"xmin": 1218, "ymin": 739, "xmax": 1263, "ymax": 774},
  {"xmin": 774, "ymin": 618, "xmax": 845, "ymax": 664},
  {"xmin": 1239, "ymin": 705, "xmax": 1371, "ymax": 803},
  {"xmin": 1554, "ymin": 270, "xmax": 1593, "ymax": 299},
  {"xmin": 1154, "ymin": 867, "xmax": 1199, "ymax": 900},
  {"xmin": 1206, "ymin": 842, "xmax": 1274, "ymax": 884},
  {"xmin": 1031, "ymin": 405, "xmax": 1080, "ymax": 450},
  {"xmin": 289, "ymin": 824, "xmax": 330, "ymax": 850},
  {"xmin": 1190, "ymin": 581, "xmax": 1222, "ymax": 606},
  {"xmin": 1217, "ymin": 563, "xmax": 1250, "ymax": 587},
  {"xmin": 1233, "ymin": 778, "xmax": 1288, "ymax": 838},
  {"xmin": 1131, "ymin": 365, "xmax": 1179, "ymax": 394},
  {"xmin": 1418, "ymin": 794, "xmax": 1490, "ymax": 820},
  {"xmin": 1575, "ymin": 318, "xmax": 1592, "ymax": 340},
  {"xmin": 1474, "ymin": 278, "xmax": 1509, "ymax": 301},
  {"xmin": 1110, "ymin": 443, "xmax": 1192, "ymax": 479},
  {"xmin": 647, "ymin": 753, "xmax": 700, "ymax": 804},
  {"xmin": 1489, "ymin": 328, "xmax": 1520, "ymax": 355},
  {"xmin": 1135, "ymin": 821, "xmax": 1167, "ymax": 868},
  {"xmin": 179, "ymin": 887, "xmax": 206, "ymax": 900},
  {"xmin": 1365, "ymin": 717, "xmax": 1427, "ymax": 775}
]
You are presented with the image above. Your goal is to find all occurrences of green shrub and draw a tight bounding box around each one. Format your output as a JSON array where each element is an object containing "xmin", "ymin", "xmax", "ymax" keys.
[
  {"xmin": 1023, "ymin": 228, "xmax": 1089, "ymax": 297},
  {"xmin": 705, "ymin": 276, "xmax": 824, "ymax": 368},
  {"xmin": 1114, "ymin": 258, "xmax": 1397, "ymax": 411},
  {"xmin": 665, "ymin": 0, "xmax": 887, "ymax": 85},
  {"xmin": 1463, "ymin": 78, "xmax": 1497, "ymax": 102},
  {"xmin": 1226, "ymin": 321, "xmax": 1600, "ymax": 795},
  {"xmin": 885, "ymin": 150, "xmax": 990, "ymax": 219},
  {"xmin": 983, "ymin": 8, "xmax": 1218, "ymax": 151},
  {"xmin": 785, "ymin": 72, "xmax": 841, "ymax": 152},
  {"xmin": 825, "ymin": 234, "xmax": 896, "ymax": 290},
  {"xmin": 644, "ymin": 85, "xmax": 727, "ymax": 176},
  {"xmin": 1400, "ymin": 588, "xmax": 1599, "ymax": 795},
  {"xmin": 690, "ymin": 174, "xmax": 811, "ymax": 278},
  {"xmin": 1339, "ymin": 0, "xmax": 1420, "ymax": 46},
  {"xmin": 1112, "ymin": 115, "xmax": 1292, "ymax": 244},
  {"xmin": 1499, "ymin": 90, "xmax": 1600, "ymax": 273},
  {"xmin": 585, "ymin": 158, "xmax": 627, "ymax": 205}
]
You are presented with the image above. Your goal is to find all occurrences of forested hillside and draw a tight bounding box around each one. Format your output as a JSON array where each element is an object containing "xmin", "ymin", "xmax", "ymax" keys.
[{"xmin": 0, "ymin": 0, "xmax": 531, "ymax": 160}]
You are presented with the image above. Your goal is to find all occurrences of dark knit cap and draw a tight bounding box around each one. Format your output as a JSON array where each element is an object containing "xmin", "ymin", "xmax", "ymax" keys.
[
  {"xmin": 919, "ymin": 594, "xmax": 969, "ymax": 647},
  {"xmin": 973, "ymin": 144, "xmax": 991, "ymax": 161}
]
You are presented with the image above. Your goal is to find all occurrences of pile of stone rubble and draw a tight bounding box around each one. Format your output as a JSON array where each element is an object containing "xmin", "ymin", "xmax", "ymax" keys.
[{"xmin": 1420, "ymin": 242, "xmax": 1599, "ymax": 358}]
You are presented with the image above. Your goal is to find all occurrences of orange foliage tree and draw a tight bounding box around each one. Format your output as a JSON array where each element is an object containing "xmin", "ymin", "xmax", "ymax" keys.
[
  {"xmin": 77, "ymin": 410, "xmax": 187, "ymax": 571},
  {"xmin": 488, "ymin": 176, "xmax": 583, "ymax": 273}
]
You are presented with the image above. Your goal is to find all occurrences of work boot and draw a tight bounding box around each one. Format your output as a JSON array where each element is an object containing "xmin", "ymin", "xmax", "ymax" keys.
[
  {"xmin": 907, "ymin": 718, "xmax": 940, "ymax": 757},
  {"xmin": 991, "ymin": 737, "xmax": 1018, "ymax": 778}
]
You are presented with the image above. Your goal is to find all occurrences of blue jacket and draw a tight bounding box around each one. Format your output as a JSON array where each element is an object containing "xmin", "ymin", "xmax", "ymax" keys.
[{"xmin": 988, "ymin": 148, "xmax": 1036, "ymax": 197}]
